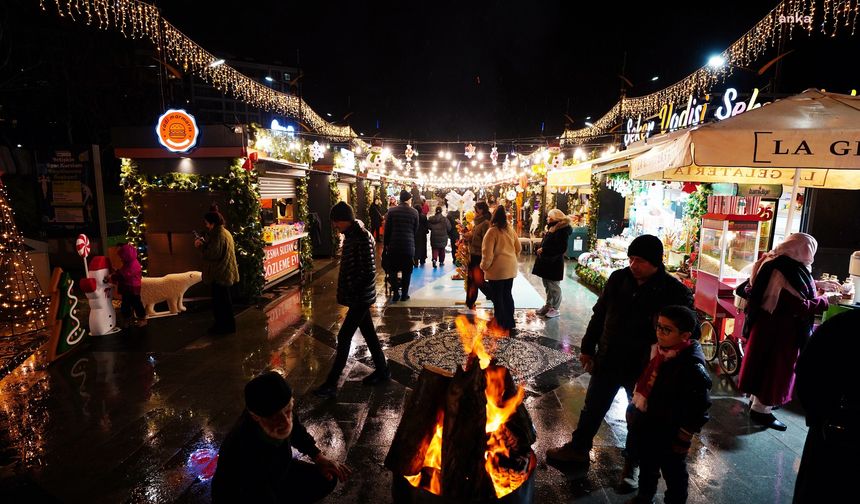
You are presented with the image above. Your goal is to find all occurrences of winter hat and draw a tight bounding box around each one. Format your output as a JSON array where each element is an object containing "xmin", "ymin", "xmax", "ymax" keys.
[
  {"xmin": 547, "ymin": 209, "xmax": 566, "ymax": 222},
  {"xmin": 330, "ymin": 201, "xmax": 355, "ymax": 222},
  {"xmin": 627, "ymin": 234, "xmax": 664, "ymax": 267},
  {"xmin": 245, "ymin": 371, "xmax": 293, "ymax": 417},
  {"xmin": 400, "ymin": 190, "xmax": 412, "ymax": 202}
]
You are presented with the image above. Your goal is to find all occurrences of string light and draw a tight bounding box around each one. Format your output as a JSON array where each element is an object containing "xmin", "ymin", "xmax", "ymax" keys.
[
  {"xmin": 561, "ymin": 0, "xmax": 859, "ymax": 145},
  {"xmin": 0, "ymin": 183, "xmax": 50, "ymax": 336},
  {"xmin": 39, "ymin": 0, "xmax": 369, "ymax": 149}
]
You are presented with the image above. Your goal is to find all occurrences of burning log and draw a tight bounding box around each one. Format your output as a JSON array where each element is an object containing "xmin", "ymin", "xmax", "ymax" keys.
[
  {"xmin": 385, "ymin": 365, "xmax": 453, "ymax": 477},
  {"xmin": 494, "ymin": 363, "xmax": 537, "ymax": 451},
  {"xmin": 441, "ymin": 355, "xmax": 497, "ymax": 501}
]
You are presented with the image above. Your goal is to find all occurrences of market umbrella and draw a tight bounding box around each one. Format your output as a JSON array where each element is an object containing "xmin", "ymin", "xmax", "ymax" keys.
[{"xmin": 629, "ymin": 89, "xmax": 860, "ymax": 233}]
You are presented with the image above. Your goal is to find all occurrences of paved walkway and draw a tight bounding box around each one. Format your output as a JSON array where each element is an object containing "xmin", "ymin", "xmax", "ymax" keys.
[{"xmin": 0, "ymin": 251, "xmax": 808, "ymax": 503}]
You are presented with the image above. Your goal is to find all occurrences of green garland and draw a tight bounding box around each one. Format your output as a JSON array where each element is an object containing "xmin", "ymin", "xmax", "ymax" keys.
[
  {"xmin": 295, "ymin": 176, "xmax": 314, "ymax": 273},
  {"xmin": 575, "ymin": 263, "xmax": 607, "ymax": 292},
  {"xmin": 120, "ymin": 158, "xmax": 265, "ymax": 300},
  {"xmin": 329, "ymin": 175, "xmax": 340, "ymax": 253},
  {"xmin": 587, "ymin": 173, "xmax": 602, "ymax": 251},
  {"xmin": 361, "ymin": 179, "xmax": 372, "ymax": 225},
  {"xmin": 350, "ymin": 183, "xmax": 358, "ymax": 215}
]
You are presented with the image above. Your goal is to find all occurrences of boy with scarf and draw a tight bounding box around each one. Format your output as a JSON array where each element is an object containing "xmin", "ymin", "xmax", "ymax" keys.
[{"xmin": 626, "ymin": 305, "xmax": 711, "ymax": 504}]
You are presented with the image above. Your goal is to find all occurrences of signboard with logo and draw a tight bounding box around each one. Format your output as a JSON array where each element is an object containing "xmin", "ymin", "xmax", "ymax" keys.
[
  {"xmin": 660, "ymin": 166, "xmax": 860, "ymax": 189},
  {"xmin": 264, "ymin": 238, "xmax": 301, "ymax": 282},
  {"xmin": 156, "ymin": 109, "xmax": 200, "ymax": 153}
]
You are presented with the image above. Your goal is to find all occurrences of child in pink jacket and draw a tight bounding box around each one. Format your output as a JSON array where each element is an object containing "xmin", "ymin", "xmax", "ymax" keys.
[{"xmin": 112, "ymin": 243, "xmax": 146, "ymax": 327}]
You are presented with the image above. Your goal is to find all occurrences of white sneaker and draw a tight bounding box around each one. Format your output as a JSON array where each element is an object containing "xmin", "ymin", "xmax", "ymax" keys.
[
  {"xmin": 536, "ymin": 305, "xmax": 550, "ymax": 316},
  {"xmin": 545, "ymin": 308, "xmax": 560, "ymax": 318}
]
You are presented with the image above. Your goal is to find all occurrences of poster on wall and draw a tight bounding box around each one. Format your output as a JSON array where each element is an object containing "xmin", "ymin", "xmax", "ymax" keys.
[{"xmin": 35, "ymin": 147, "xmax": 99, "ymax": 236}]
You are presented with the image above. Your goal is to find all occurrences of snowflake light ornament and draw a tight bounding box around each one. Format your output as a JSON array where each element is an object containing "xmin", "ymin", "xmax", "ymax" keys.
[
  {"xmin": 490, "ymin": 146, "xmax": 498, "ymax": 165},
  {"xmin": 311, "ymin": 141, "xmax": 325, "ymax": 162}
]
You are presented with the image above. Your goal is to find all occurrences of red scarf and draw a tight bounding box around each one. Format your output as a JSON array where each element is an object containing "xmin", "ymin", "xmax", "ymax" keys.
[{"xmin": 632, "ymin": 341, "xmax": 693, "ymax": 412}]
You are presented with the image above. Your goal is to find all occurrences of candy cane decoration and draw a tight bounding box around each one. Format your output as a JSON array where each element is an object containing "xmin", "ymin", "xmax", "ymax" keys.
[{"xmin": 76, "ymin": 234, "xmax": 90, "ymax": 276}]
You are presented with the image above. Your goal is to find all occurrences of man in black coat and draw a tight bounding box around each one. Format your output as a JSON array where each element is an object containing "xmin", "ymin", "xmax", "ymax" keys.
[
  {"xmin": 313, "ymin": 202, "xmax": 390, "ymax": 398},
  {"xmin": 793, "ymin": 309, "xmax": 860, "ymax": 503},
  {"xmin": 384, "ymin": 190, "xmax": 420, "ymax": 302},
  {"xmin": 547, "ymin": 235, "xmax": 693, "ymax": 488},
  {"xmin": 212, "ymin": 372, "xmax": 351, "ymax": 503}
]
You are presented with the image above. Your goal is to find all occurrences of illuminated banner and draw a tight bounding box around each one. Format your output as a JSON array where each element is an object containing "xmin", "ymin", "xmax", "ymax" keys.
[
  {"xmin": 156, "ymin": 109, "xmax": 200, "ymax": 153},
  {"xmin": 264, "ymin": 238, "xmax": 301, "ymax": 281},
  {"xmin": 624, "ymin": 86, "xmax": 770, "ymax": 146},
  {"xmin": 546, "ymin": 164, "xmax": 592, "ymax": 187}
]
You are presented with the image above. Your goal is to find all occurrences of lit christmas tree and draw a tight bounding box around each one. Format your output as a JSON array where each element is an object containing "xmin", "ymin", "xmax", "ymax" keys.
[{"xmin": 0, "ymin": 180, "xmax": 50, "ymax": 336}]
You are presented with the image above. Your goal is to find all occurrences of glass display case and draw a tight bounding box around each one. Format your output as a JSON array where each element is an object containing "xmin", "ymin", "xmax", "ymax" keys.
[{"xmin": 697, "ymin": 215, "xmax": 763, "ymax": 285}]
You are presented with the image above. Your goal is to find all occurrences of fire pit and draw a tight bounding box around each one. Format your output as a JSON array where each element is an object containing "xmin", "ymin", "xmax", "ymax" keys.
[{"xmin": 385, "ymin": 317, "xmax": 537, "ymax": 503}]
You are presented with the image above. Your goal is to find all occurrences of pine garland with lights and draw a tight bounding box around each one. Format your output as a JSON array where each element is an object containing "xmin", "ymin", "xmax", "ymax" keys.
[
  {"xmin": 120, "ymin": 159, "xmax": 265, "ymax": 299},
  {"xmin": 0, "ymin": 182, "xmax": 50, "ymax": 336},
  {"xmin": 349, "ymin": 183, "xmax": 358, "ymax": 217},
  {"xmin": 587, "ymin": 173, "xmax": 602, "ymax": 251},
  {"xmin": 328, "ymin": 175, "xmax": 340, "ymax": 254},
  {"xmin": 295, "ymin": 176, "xmax": 314, "ymax": 273},
  {"xmin": 360, "ymin": 179, "xmax": 372, "ymax": 225}
]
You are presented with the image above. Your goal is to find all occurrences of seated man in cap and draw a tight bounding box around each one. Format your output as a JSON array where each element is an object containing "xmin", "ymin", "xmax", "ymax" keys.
[
  {"xmin": 212, "ymin": 371, "xmax": 351, "ymax": 503},
  {"xmin": 547, "ymin": 234, "xmax": 693, "ymax": 491}
]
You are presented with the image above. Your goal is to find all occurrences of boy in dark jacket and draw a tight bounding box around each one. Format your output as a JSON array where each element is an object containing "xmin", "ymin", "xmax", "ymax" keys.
[
  {"xmin": 626, "ymin": 305, "xmax": 712, "ymax": 504},
  {"xmin": 313, "ymin": 202, "xmax": 390, "ymax": 398},
  {"xmin": 212, "ymin": 372, "xmax": 350, "ymax": 503}
]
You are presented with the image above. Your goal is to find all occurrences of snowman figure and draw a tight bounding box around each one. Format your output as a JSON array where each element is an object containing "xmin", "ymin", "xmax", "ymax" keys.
[{"xmin": 79, "ymin": 256, "xmax": 120, "ymax": 336}]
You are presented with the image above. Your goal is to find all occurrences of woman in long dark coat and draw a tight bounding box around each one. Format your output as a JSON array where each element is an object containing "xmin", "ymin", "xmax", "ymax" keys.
[
  {"xmin": 531, "ymin": 209, "xmax": 572, "ymax": 318},
  {"xmin": 413, "ymin": 204, "xmax": 429, "ymax": 266},
  {"xmin": 738, "ymin": 233, "xmax": 840, "ymax": 431},
  {"xmin": 369, "ymin": 198, "xmax": 384, "ymax": 241}
]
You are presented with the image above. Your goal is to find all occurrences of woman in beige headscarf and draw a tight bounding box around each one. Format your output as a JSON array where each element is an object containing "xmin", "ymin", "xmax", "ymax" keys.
[{"xmin": 738, "ymin": 233, "xmax": 841, "ymax": 431}]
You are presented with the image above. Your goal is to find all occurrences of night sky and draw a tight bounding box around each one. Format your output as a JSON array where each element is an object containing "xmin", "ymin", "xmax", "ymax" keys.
[
  {"xmin": 4, "ymin": 1, "xmax": 857, "ymax": 148},
  {"xmin": 158, "ymin": 1, "xmax": 802, "ymax": 143}
]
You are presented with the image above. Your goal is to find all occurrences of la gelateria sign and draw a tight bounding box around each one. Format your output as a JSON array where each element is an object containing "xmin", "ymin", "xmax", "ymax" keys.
[{"xmin": 624, "ymin": 87, "xmax": 770, "ymax": 146}]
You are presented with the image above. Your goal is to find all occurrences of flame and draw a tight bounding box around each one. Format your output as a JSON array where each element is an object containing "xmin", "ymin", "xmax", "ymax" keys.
[
  {"xmin": 483, "ymin": 366, "xmax": 527, "ymax": 498},
  {"xmin": 455, "ymin": 315, "xmax": 506, "ymax": 369},
  {"xmin": 404, "ymin": 414, "xmax": 444, "ymax": 495}
]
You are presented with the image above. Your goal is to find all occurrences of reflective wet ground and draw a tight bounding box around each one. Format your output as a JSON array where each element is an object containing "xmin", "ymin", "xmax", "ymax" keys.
[{"xmin": 0, "ymin": 254, "xmax": 808, "ymax": 503}]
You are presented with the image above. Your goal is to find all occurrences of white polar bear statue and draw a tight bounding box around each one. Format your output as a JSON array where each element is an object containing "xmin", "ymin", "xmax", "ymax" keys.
[{"xmin": 141, "ymin": 271, "xmax": 203, "ymax": 317}]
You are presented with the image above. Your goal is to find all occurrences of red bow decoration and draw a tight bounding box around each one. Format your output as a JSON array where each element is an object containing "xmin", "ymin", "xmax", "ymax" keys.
[
  {"xmin": 681, "ymin": 182, "xmax": 699, "ymax": 194},
  {"xmin": 242, "ymin": 151, "xmax": 259, "ymax": 171}
]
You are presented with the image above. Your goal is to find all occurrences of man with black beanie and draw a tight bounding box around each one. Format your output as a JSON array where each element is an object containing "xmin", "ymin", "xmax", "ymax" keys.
[
  {"xmin": 212, "ymin": 371, "xmax": 351, "ymax": 503},
  {"xmin": 314, "ymin": 201, "xmax": 390, "ymax": 398},
  {"xmin": 383, "ymin": 190, "xmax": 420, "ymax": 301},
  {"xmin": 547, "ymin": 234, "xmax": 693, "ymax": 491}
]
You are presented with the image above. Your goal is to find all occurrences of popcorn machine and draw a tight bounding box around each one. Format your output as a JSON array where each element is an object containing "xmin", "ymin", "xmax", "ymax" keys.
[{"xmin": 694, "ymin": 196, "xmax": 772, "ymax": 375}]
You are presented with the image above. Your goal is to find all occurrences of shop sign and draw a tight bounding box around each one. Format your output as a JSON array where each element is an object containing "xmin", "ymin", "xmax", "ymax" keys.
[
  {"xmin": 736, "ymin": 184, "xmax": 783, "ymax": 199},
  {"xmin": 156, "ymin": 109, "xmax": 199, "ymax": 153},
  {"xmin": 264, "ymin": 238, "xmax": 300, "ymax": 281},
  {"xmin": 752, "ymin": 133, "xmax": 860, "ymax": 167},
  {"xmin": 665, "ymin": 166, "xmax": 829, "ymax": 186},
  {"xmin": 35, "ymin": 147, "xmax": 99, "ymax": 236},
  {"xmin": 624, "ymin": 86, "xmax": 770, "ymax": 146}
]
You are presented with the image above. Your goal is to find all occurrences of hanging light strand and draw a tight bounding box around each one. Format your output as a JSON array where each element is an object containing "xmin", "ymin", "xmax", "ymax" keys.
[
  {"xmin": 38, "ymin": 0, "xmax": 369, "ymax": 149},
  {"xmin": 561, "ymin": 0, "xmax": 859, "ymax": 145}
]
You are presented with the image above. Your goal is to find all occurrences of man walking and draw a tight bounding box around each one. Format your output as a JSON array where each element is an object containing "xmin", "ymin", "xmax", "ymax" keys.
[
  {"xmin": 547, "ymin": 235, "xmax": 693, "ymax": 490},
  {"xmin": 313, "ymin": 202, "xmax": 390, "ymax": 398},
  {"xmin": 384, "ymin": 190, "xmax": 419, "ymax": 302}
]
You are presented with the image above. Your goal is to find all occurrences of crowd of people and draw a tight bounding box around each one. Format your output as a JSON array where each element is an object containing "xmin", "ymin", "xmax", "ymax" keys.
[{"xmin": 195, "ymin": 193, "xmax": 852, "ymax": 504}]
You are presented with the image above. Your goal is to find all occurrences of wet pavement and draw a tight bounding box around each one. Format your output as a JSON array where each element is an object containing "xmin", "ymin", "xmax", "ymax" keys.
[{"xmin": 0, "ymin": 252, "xmax": 808, "ymax": 503}]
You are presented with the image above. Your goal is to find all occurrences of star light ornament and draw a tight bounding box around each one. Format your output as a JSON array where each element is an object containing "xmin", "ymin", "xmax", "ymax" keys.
[
  {"xmin": 464, "ymin": 143, "xmax": 476, "ymax": 159},
  {"xmin": 311, "ymin": 141, "xmax": 326, "ymax": 162},
  {"xmin": 490, "ymin": 147, "xmax": 498, "ymax": 166}
]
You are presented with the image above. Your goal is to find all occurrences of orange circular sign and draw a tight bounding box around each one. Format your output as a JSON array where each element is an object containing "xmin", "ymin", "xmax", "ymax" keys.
[{"xmin": 156, "ymin": 109, "xmax": 199, "ymax": 153}]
